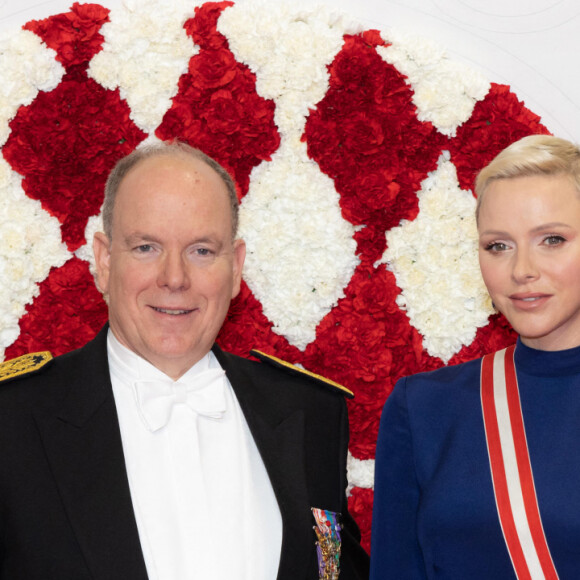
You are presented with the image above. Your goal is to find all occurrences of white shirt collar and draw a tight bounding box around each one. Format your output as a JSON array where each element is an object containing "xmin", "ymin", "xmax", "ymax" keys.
[{"xmin": 106, "ymin": 329, "xmax": 214, "ymax": 386}]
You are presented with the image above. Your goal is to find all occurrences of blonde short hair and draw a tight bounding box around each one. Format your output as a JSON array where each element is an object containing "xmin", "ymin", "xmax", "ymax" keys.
[{"xmin": 475, "ymin": 135, "xmax": 580, "ymax": 222}]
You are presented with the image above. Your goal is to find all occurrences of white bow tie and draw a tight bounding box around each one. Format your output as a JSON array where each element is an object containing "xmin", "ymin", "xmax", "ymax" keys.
[{"xmin": 133, "ymin": 368, "xmax": 227, "ymax": 432}]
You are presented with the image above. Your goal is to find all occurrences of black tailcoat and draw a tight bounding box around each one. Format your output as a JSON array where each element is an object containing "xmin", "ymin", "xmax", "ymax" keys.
[{"xmin": 0, "ymin": 327, "xmax": 369, "ymax": 579}]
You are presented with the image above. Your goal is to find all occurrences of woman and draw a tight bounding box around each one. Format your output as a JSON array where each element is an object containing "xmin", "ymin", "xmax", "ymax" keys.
[{"xmin": 370, "ymin": 134, "xmax": 580, "ymax": 579}]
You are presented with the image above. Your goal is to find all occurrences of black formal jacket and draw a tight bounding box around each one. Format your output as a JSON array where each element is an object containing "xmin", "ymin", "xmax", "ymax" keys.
[{"xmin": 0, "ymin": 326, "xmax": 369, "ymax": 579}]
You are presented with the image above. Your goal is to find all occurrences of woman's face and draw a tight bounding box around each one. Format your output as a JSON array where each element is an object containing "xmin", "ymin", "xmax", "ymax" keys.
[{"xmin": 478, "ymin": 174, "xmax": 580, "ymax": 351}]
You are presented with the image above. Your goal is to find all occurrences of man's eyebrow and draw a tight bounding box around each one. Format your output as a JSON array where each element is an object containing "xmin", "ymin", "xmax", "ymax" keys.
[
  {"xmin": 123, "ymin": 232, "xmax": 160, "ymax": 245},
  {"xmin": 122, "ymin": 233, "xmax": 226, "ymax": 247}
]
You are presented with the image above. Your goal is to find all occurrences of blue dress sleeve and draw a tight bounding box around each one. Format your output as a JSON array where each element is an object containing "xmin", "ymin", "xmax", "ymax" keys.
[{"xmin": 370, "ymin": 378, "xmax": 427, "ymax": 579}]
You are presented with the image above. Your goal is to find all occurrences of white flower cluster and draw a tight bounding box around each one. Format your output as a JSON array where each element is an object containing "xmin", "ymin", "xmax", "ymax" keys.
[
  {"xmin": 219, "ymin": 0, "xmax": 358, "ymax": 136},
  {"xmin": 382, "ymin": 154, "xmax": 494, "ymax": 362},
  {"xmin": 239, "ymin": 143, "xmax": 358, "ymax": 349},
  {"xmin": 347, "ymin": 452, "xmax": 375, "ymax": 495},
  {"xmin": 378, "ymin": 31, "xmax": 489, "ymax": 137},
  {"xmin": 0, "ymin": 158, "xmax": 70, "ymax": 359},
  {"xmin": 221, "ymin": 1, "xmax": 359, "ymax": 349},
  {"xmin": 0, "ymin": 29, "xmax": 64, "ymax": 146},
  {"xmin": 88, "ymin": 0, "xmax": 199, "ymax": 134}
]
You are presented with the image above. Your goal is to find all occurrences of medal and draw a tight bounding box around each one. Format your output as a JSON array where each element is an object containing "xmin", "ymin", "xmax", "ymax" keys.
[{"xmin": 312, "ymin": 507, "xmax": 342, "ymax": 579}]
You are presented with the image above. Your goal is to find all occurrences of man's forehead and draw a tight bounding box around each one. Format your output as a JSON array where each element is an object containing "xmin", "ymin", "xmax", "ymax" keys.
[
  {"xmin": 116, "ymin": 154, "xmax": 229, "ymax": 205},
  {"xmin": 111, "ymin": 153, "xmax": 233, "ymax": 233},
  {"xmin": 123, "ymin": 152, "xmax": 214, "ymax": 182}
]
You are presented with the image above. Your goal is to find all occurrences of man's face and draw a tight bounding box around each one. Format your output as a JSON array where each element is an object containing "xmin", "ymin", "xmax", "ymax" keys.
[{"xmin": 94, "ymin": 154, "xmax": 245, "ymax": 379}]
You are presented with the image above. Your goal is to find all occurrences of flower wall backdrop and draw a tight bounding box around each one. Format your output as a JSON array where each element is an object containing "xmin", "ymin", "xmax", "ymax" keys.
[{"xmin": 0, "ymin": 0, "xmax": 549, "ymax": 550}]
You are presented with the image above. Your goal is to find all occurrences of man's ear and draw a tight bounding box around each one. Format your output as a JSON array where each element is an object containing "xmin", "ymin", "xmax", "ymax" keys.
[
  {"xmin": 93, "ymin": 231, "xmax": 112, "ymax": 295},
  {"xmin": 231, "ymin": 238, "xmax": 246, "ymax": 299}
]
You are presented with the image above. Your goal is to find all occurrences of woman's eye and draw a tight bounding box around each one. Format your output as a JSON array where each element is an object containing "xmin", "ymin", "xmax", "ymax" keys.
[
  {"xmin": 543, "ymin": 235, "xmax": 565, "ymax": 246},
  {"xmin": 485, "ymin": 241, "xmax": 509, "ymax": 252}
]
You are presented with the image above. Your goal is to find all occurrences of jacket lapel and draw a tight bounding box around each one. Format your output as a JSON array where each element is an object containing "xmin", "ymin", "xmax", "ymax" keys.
[
  {"xmin": 214, "ymin": 346, "xmax": 316, "ymax": 580},
  {"xmin": 33, "ymin": 328, "xmax": 148, "ymax": 580}
]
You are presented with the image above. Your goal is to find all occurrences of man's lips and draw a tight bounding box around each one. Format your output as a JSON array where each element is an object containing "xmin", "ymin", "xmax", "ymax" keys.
[{"xmin": 151, "ymin": 306, "xmax": 194, "ymax": 315}]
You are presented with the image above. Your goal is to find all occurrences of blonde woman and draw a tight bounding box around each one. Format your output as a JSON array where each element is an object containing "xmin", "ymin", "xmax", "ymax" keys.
[{"xmin": 371, "ymin": 135, "xmax": 580, "ymax": 579}]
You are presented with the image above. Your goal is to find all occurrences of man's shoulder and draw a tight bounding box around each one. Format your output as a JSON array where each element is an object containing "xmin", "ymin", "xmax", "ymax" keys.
[
  {"xmin": 250, "ymin": 350, "xmax": 354, "ymax": 399},
  {"xmin": 0, "ymin": 350, "xmax": 66, "ymax": 415},
  {"xmin": 215, "ymin": 346, "xmax": 353, "ymax": 401},
  {"xmin": 0, "ymin": 351, "xmax": 54, "ymax": 385},
  {"xmin": 0, "ymin": 330, "xmax": 107, "ymax": 401},
  {"xmin": 0, "ymin": 347, "xmax": 79, "ymax": 398}
]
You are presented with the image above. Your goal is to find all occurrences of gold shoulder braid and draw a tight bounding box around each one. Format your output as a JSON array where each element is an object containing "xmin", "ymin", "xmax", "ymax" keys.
[
  {"xmin": 0, "ymin": 352, "xmax": 53, "ymax": 382},
  {"xmin": 250, "ymin": 350, "xmax": 354, "ymax": 399}
]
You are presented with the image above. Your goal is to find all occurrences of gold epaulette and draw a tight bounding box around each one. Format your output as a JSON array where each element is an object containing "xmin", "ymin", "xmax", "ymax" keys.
[
  {"xmin": 250, "ymin": 350, "xmax": 354, "ymax": 399},
  {"xmin": 0, "ymin": 351, "xmax": 53, "ymax": 382}
]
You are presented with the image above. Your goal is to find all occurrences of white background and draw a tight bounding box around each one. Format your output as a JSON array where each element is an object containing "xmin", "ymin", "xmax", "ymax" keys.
[{"xmin": 1, "ymin": 0, "xmax": 579, "ymax": 141}]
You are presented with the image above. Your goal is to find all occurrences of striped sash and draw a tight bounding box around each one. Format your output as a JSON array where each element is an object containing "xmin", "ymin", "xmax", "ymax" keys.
[{"xmin": 480, "ymin": 345, "xmax": 559, "ymax": 580}]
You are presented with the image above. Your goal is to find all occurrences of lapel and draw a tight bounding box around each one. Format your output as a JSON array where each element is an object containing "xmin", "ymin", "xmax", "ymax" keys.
[
  {"xmin": 213, "ymin": 346, "xmax": 316, "ymax": 580},
  {"xmin": 33, "ymin": 327, "xmax": 148, "ymax": 580}
]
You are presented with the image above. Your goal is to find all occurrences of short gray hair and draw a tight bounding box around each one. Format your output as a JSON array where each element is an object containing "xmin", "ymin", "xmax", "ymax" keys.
[{"xmin": 102, "ymin": 140, "xmax": 239, "ymax": 239}]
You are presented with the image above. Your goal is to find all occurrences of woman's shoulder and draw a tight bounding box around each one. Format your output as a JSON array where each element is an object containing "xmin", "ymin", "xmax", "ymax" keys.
[
  {"xmin": 406, "ymin": 356, "xmax": 482, "ymax": 386},
  {"xmin": 393, "ymin": 355, "xmax": 484, "ymax": 405},
  {"xmin": 384, "ymin": 356, "xmax": 487, "ymax": 429}
]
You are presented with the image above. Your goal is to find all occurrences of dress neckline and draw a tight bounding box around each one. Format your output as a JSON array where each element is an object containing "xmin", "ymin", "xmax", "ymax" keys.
[{"xmin": 513, "ymin": 337, "xmax": 580, "ymax": 377}]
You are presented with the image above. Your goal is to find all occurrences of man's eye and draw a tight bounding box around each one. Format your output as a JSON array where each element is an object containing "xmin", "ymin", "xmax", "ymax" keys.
[
  {"xmin": 195, "ymin": 248, "xmax": 213, "ymax": 257},
  {"xmin": 135, "ymin": 244, "xmax": 153, "ymax": 253}
]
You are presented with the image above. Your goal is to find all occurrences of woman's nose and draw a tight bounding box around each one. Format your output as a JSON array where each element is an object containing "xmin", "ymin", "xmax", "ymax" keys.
[{"xmin": 511, "ymin": 248, "xmax": 539, "ymax": 283}]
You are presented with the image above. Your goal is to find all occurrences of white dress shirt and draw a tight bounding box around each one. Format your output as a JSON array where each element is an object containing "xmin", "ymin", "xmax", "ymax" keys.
[{"xmin": 107, "ymin": 331, "xmax": 282, "ymax": 579}]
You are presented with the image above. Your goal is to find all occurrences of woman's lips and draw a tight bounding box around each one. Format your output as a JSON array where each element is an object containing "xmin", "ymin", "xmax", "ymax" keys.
[{"xmin": 509, "ymin": 293, "xmax": 550, "ymax": 309}]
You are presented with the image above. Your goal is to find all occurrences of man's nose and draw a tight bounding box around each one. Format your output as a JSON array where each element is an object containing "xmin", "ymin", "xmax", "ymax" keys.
[{"xmin": 158, "ymin": 251, "xmax": 190, "ymax": 290}]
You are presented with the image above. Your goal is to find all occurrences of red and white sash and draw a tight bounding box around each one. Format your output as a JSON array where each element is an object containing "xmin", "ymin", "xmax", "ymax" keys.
[{"xmin": 481, "ymin": 345, "xmax": 559, "ymax": 580}]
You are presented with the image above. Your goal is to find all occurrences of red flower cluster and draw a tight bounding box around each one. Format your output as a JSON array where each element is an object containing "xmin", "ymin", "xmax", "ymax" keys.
[
  {"xmin": 449, "ymin": 83, "xmax": 550, "ymax": 192},
  {"xmin": 5, "ymin": 257, "xmax": 108, "ymax": 359},
  {"xmin": 301, "ymin": 264, "xmax": 441, "ymax": 459},
  {"xmin": 449, "ymin": 313, "xmax": 518, "ymax": 366},
  {"xmin": 3, "ymin": 2, "xmax": 146, "ymax": 251},
  {"xmin": 24, "ymin": 3, "xmax": 110, "ymax": 71},
  {"xmin": 3, "ymin": 79, "xmax": 146, "ymax": 250},
  {"xmin": 348, "ymin": 487, "xmax": 374, "ymax": 553},
  {"xmin": 157, "ymin": 1, "xmax": 280, "ymax": 197},
  {"xmin": 304, "ymin": 31, "xmax": 447, "ymax": 232}
]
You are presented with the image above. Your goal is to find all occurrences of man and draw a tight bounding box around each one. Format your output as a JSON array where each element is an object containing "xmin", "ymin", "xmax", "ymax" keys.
[{"xmin": 0, "ymin": 141, "xmax": 369, "ymax": 579}]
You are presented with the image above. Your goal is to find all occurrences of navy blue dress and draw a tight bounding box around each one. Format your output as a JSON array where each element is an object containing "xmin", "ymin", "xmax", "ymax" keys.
[{"xmin": 370, "ymin": 339, "xmax": 580, "ymax": 578}]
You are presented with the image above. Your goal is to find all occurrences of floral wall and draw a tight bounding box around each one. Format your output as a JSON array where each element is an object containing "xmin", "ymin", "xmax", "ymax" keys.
[{"xmin": 0, "ymin": 0, "xmax": 550, "ymax": 549}]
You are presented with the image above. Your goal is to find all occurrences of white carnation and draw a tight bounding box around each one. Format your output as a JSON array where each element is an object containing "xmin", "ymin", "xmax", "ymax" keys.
[
  {"xmin": 382, "ymin": 154, "xmax": 494, "ymax": 362},
  {"xmin": 378, "ymin": 31, "xmax": 489, "ymax": 136},
  {"xmin": 88, "ymin": 0, "xmax": 200, "ymax": 134},
  {"xmin": 0, "ymin": 159, "xmax": 70, "ymax": 358},
  {"xmin": 240, "ymin": 141, "xmax": 358, "ymax": 350},
  {"xmin": 0, "ymin": 29, "xmax": 64, "ymax": 146}
]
